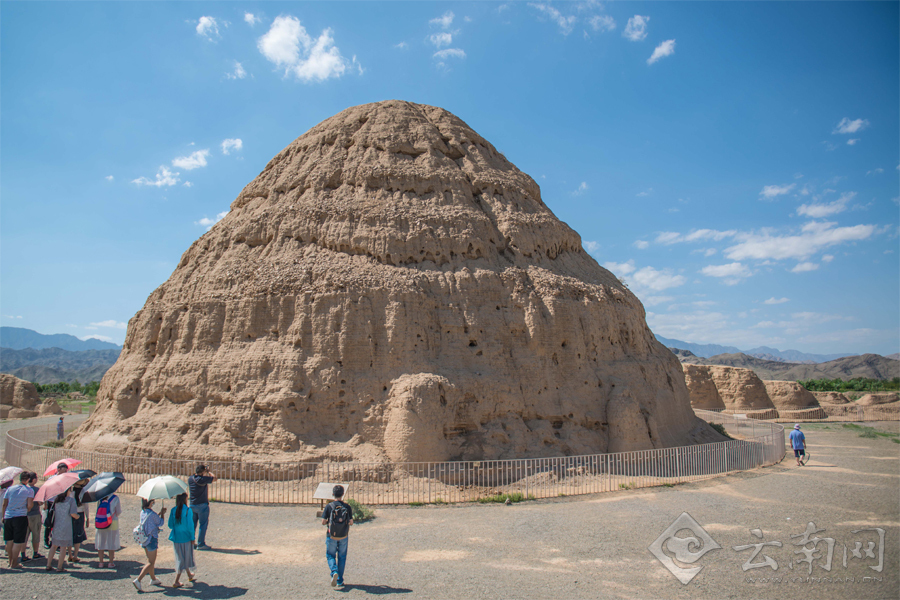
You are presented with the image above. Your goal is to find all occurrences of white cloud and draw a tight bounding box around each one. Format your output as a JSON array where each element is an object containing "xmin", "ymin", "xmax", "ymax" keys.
[
  {"xmin": 183, "ymin": 181, "xmax": 193, "ymax": 187},
  {"xmin": 796, "ymin": 191, "xmax": 856, "ymax": 218},
  {"xmin": 760, "ymin": 183, "xmax": 795, "ymax": 199},
  {"xmin": 583, "ymin": 241, "xmax": 600, "ymax": 254},
  {"xmin": 822, "ymin": 141, "xmax": 839, "ymax": 152},
  {"xmin": 655, "ymin": 229, "xmax": 736, "ymax": 245},
  {"xmin": 700, "ymin": 262, "xmax": 751, "ymax": 280},
  {"xmin": 195, "ymin": 210, "xmax": 229, "ymax": 231},
  {"xmin": 172, "ymin": 149, "xmax": 210, "ymax": 171},
  {"xmin": 791, "ymin": 262, "xmax": 819, "ymax": 273},
  {"xmin": 866, "ymin": 168, "xmax": 884, "ymax": 176},
  {"xmin": 105, "ymin": 175, "xmax": 114, "ymax": 181},
  {"xmin": 433, "ymin": 48, "xmax": 466, "ymax": 60},
  {"xmin": 588, "ymin": 15, "xmax": 615, "ymax": 32},
  {"xmin": 623, "ymin": 15, "xmax": 649, "ymax": 41},
  {"xmin": 429, "ymin": 32, "xmax": 453, "ymax": 48},
  {"xmin": 631, "ymin": 266, "xmax": 686, "ymax": 291},
  {"xmin": 642, "ymin": 296, "xmax": 674, "ymax": 307},
  {"xmin": 725, "ymin": 221, "xmax": 877, "ymax": 261},
  {"xmin": 603, "ymin": 260, "xmax": 636, "ymax": 276},
  {"xmin": 794, "ymin": 173, "xmax": 804, "ymax": 179},
  {"xmin": 81, "ymin": 334, "xmax": 113, "ymax": 342},
  {"xmin": 227, "ymin": 61, "xmax": 247, "ymax": 80},
  {"xmin": 430, "ymin": 11, "xmax": 454, "ymax": 29},
  {"xmin": 394, "ymin": 42, "xmax": 408, "ymax": 50},
  {"xmin": 647, "ymin": 39, "xmax": 675, "ymax": 65},
  {"xmin": 633, "ymin": 240, "xmax": 650, "ymax": 249},
  {"xmin": 702, "ymin": 248, "xmax": 717, "ymax": 257},
  {"xmin": 636, "ymin": 188, "xmax": 652, "ymax": 197},
  {"xmin": 4, "ymin": 315, "xmax": 23, "ymax": 319},
  {"xmin": 244, "ymin": 13, "xmax": 260, "ymax": 26},
  {"xmin": 90, "ymin": 320, "xmax": 127, "ymax": 329},
  {"xmin": 132, "ymin": 166, "xmax": 179, "ymax": 187},
  {"xmin": 529, "ymin": 3, "xmax": 577, "ymax": 35},
  {"xmin": 821, "ymin": 254, "xmax": 834, "ymax": 263},
  {"xmin": 196, "ymin": 16, "xmax": 220, "ymax": 41},
  {"xmin": 258, "ymin": 16, "xmax": 349, "ymax": 82},
  {"xmin": 846, "ymin": 138, "xmax": 859, "ymax": 146},
  {"xmin": 832, "ymin": 118, "xmax": 869, "ymax": 135},
  {"xmin": 764, "ymin": 297, "xmax": 789, "ymax": 305},
  {"xmin": 573, "ymin": 181, "xmax": 589, "ymax": 195},
  {"xmin": 221, "ymin": 138, "xmax": 243, "ymax": 154}
]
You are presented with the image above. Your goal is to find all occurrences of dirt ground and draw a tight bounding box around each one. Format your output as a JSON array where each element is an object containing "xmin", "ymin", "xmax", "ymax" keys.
[{"xmin": 1, "ymin": 421, "xmax": 897, "ymax": 600}]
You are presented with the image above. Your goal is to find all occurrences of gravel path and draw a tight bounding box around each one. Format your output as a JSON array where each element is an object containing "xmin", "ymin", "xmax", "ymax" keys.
[{"xmin": 1, "ymin": 421, "xmax": 897, "ymax": 599}]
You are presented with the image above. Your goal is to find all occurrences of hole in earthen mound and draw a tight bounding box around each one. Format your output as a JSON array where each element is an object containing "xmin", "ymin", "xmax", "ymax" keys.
[{"xmin": 468, "ymin": 340, "xmax": 478, "ymax": 347}]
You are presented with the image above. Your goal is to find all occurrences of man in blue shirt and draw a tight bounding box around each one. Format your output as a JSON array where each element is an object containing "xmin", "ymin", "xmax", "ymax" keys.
[
  {"xmin": 188, "ymin": 465, "xmax": 216, "ymax": 550},
  {"xmin": 789, "ymin": 424, "xmax": 806, "ymax": 466}
]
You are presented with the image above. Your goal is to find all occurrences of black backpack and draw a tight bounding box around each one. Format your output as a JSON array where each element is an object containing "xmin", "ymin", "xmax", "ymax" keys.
[{"xmin": 327, "ymin": 501, "xmax": 351, "ymax": 538}]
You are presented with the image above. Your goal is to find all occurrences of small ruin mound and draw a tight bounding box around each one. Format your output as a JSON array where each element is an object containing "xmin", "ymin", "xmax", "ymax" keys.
[
  {"xmin": 0, "ymin": 374, "xmax": 62, "ymax": 419},
  {"xmin": 682, "ymin": 364, "xmax": 725, "ymax": 410},
  {"xmin": 812, "ymin": 391, "xmax": 850, "ymax": 405},
  {"xmin": 763, "ymin": 380, "xmax": 820, "ymax": 410}
]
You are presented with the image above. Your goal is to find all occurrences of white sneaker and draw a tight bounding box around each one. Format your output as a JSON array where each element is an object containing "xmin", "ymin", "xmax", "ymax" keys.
[
  {"xmin": 132, "ymin": 579, "xmax": 143, "ymax": 592},
  {"xmin": 151, "ymin": 579, "xmax": 163, "ymax": 586},
  {"xmin": 331, "ymin": 573, "xmax": 338, "ymax": 587}
]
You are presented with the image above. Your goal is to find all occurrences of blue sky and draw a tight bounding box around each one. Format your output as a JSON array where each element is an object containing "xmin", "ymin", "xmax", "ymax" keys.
[{"xmin": 1, "ymin": 1, "xmax": 898, "ymax": 355}]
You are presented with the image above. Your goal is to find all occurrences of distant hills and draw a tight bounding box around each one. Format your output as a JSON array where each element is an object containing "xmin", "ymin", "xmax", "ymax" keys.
[
  {"xmin": 0, "ymin": 347, "xmax": 120, "ymax": 384},
  {"xmin": 1, "ymin": 326, "xmax": 121, "ymax": 351},
  {"xmin": 654, "ymin": 334, "xmax": 856, "ymax": 363},
  {"xmin": 0, "ymin": 327, "xmax": 121, "ymax": 384},
  {"xmin": 679, "ymin": 352, "xmax": 899, "ymax": 381}
]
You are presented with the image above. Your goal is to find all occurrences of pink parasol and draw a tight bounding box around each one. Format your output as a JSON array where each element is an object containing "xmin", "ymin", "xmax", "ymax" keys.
[
  {"xmin": 34, "ymin": 473, "xmax": 80, "ymax": 502},
  {"xmin": 44, "ymin": 458, "xmax": 82, "ymax": 477}
]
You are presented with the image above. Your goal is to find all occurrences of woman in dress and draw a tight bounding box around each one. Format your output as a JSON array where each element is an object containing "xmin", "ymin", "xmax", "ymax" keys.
[
  {"xmin": 168, "ymin": 492, "xmax": 196, "ymax": 588},
  {"xmin": 94, "ymin": 492, "xmax": 122, "ymax": 568},
  {"xmin": 68, "ymin": 479, "xmax": 89, "ymax": 563},
  {"xmin": 132, "ymin": 498, "xmax": 165, "ymax": 592},
  {"xmin": 45, "ymin": 490, "xmax": 78, "ymax": 571}
]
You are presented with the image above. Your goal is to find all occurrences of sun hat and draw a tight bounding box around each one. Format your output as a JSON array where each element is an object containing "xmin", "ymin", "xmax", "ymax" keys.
[{"xmin": 794, "ymin": 424, "xmax": 801, "ymax": 429}]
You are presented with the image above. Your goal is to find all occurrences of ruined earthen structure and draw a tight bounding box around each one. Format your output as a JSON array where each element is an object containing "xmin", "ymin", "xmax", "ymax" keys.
[
  {"xmin": 682, "ymin": 364, "xmax": 726, "ymax": 410},
  {"xmin": 763, "ymin": 380, "xmax": 820, "ymax": 410},
  {"xmin": 68, "ymin": 101, "xmax": 722, "ymax": 462},
  {"xmin": 684, "ymin": 365, "xmax": 776, "ymax": 412},
  {"xmin": 0, "ymin": 374, "xmax": 62, "ymax": 419},
  {"xmin": 812, "ymin": 391, "xmax": 850, "ymax": 405}
]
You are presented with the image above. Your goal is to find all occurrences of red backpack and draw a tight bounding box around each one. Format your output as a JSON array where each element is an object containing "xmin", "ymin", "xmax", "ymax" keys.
[{"xmin": 95, "ymin": 495, "xmax": 117, "ymax": 529}]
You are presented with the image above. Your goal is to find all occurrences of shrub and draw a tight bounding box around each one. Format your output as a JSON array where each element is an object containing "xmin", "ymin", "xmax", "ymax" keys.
[
  {"xmin": 408, "ymin": 501, "xmax": 424, "ymax": 507},
  {"xmin": 477, "ymin": 492, "xmax": 534, "ymax": 504},
  {"xmin": 432, "ymin": 498, "xmax": 447, "ymax": 505},
  {"xmin": 346, "ymin": 498, "xmax": 375, "ymax": 522},
  {"xmin": 44, "ymin": 440, "xmax": 65, "ymax": 448},
  {"xmin": 709, "ymin": 423, "xmax": 732, "ymax": 439}
]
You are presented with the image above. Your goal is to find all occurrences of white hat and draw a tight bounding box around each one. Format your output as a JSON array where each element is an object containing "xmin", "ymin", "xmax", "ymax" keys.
[{"xmin": 794, "ymin": 424, "xmax": 801, "ymax": 429}]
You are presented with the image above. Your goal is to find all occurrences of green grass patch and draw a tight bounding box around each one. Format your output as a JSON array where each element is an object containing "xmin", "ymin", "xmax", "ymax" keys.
[
  {"xmin": 842, "ymin": 423, "xmax": 862, "ymax": 429},
  {"xmin": 477, "ymin": 492, "xmax": 534, "ymax": 504},
  {"xmin": 347, "ymin": 498, "xmax": 375, "ymax": 522},
  {"xmin": 432, "ymin": 498, "xmax": 448, "ymax": 505},
  {"xmin": 858, "ymin": 430, "xmax": 877, "ymax": 439},
  {"xmin": 618, "ymin": 482, "xmax": 635, "ymax": 490},
  {"xmin": 43, "ymin": 440, "xmax": 65, "ymax": 448},
  {"xmin": 843, "ymin": 423, "xmax": 898, "ymax": 440},
  {"xmin": 663, "ymin": 483, "xmax": 675, "ymax": 488},
  {"xmin": 408, "ymin": 501, "xmax": 424, "ymax": 507},
  {"xmin": 892, "ymin": 439, "xmax": 900, "ymax": 444}
]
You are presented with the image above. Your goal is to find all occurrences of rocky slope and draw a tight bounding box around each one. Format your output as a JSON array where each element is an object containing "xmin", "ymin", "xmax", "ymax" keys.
[{"xmin": 68, "ymin": 101, "xmax": 721, "ymax": 463}]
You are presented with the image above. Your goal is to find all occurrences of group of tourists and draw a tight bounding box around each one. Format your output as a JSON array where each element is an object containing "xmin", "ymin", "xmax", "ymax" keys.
[{"xmin": 2, "ymin": 462, "xmax": 219, "ymax": 593}]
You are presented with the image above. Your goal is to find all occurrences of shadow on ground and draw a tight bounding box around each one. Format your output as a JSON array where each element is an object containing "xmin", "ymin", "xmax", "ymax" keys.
[{"xmin": 338, "ymin": 584, "xmax": 413, "ymax": 595}]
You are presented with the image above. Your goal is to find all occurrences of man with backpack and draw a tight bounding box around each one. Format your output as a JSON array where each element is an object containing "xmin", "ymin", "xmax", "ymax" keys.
[{"xmin": 321, "ymin": 485, "xmax": 353, "ymax": 588}]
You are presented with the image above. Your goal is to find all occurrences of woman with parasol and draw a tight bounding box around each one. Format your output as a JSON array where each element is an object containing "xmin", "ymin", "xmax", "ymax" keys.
[
  {"xmin": 68, "ymin": 469, "xmax": 95, "ymax": 564},
  {"xmin": 132, "ymin": 475, "xmax": 188, "ymax": 591},
  {"xmin": 83, "ymin": 472, "xmax": 126, "ymax": 568},
  {"xmin": 36, "ymin": 472, "xmax": 81, "ymax": 572}
]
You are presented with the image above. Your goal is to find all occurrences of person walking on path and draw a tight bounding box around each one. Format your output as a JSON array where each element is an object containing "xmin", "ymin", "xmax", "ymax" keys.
[
  {"xmin": 45, "ymin": 490, "xmax": 78, "ymax": 572},
  {"xmin": 133, "ymin": 498, "xmax": 166, "ymax": 592},
  {"xmin": 94, "ymin": 491, "xmax": 122, "ymax": 568},
  {"xmin": 68, "ymin": 480, "xmax": 89, "ymax": 563},
  {"xmin": 321, "ymin": 484, "xmax": 353, "ymax": 589},
  {"xmin": 168, "ymin": 492, "xmax": 196, "ymax": 588},
  {"xmin": 3, "ymin": 472, "xmax": 36, "ymax": 569},
  {"xmin": 22, "ymin": 472, "xmax": 44, "ymax": 563},
  {"xmin": 57, "ymin": 417, "xmax": 64, "ymax": 441},
  {"xmin": 188, "ymin": 465, "xmax": 216, "ymax": 550},
  {"xmin": 790, "ymin": 424, "xmax": 807, "ymax": 466}
]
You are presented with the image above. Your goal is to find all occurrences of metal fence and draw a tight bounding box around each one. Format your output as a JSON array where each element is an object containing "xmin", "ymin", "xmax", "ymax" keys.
[
  {"xmin": 4, "ymin": 410, "xmax": 784, "ymax": 505},
  {"xmin": 713, "ymin": 405, "xmax": 899, "ymax": 422}
]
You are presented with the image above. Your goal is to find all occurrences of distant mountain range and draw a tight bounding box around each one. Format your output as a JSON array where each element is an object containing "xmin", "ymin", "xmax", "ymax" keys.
[
  {"xmin": 0, "ymin": 347, "xmax": 120, "ymax": 384},
  {"xmin": 1, "ymin": 326, "xmax": 121, "ymax": 351},
  {"xmin": 679, "ymin": 352, "xmax": 899, "ymax": 381},
  {"xmin": 654, "ymin": 335, "xmax": 856, "ymax": 364}
]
